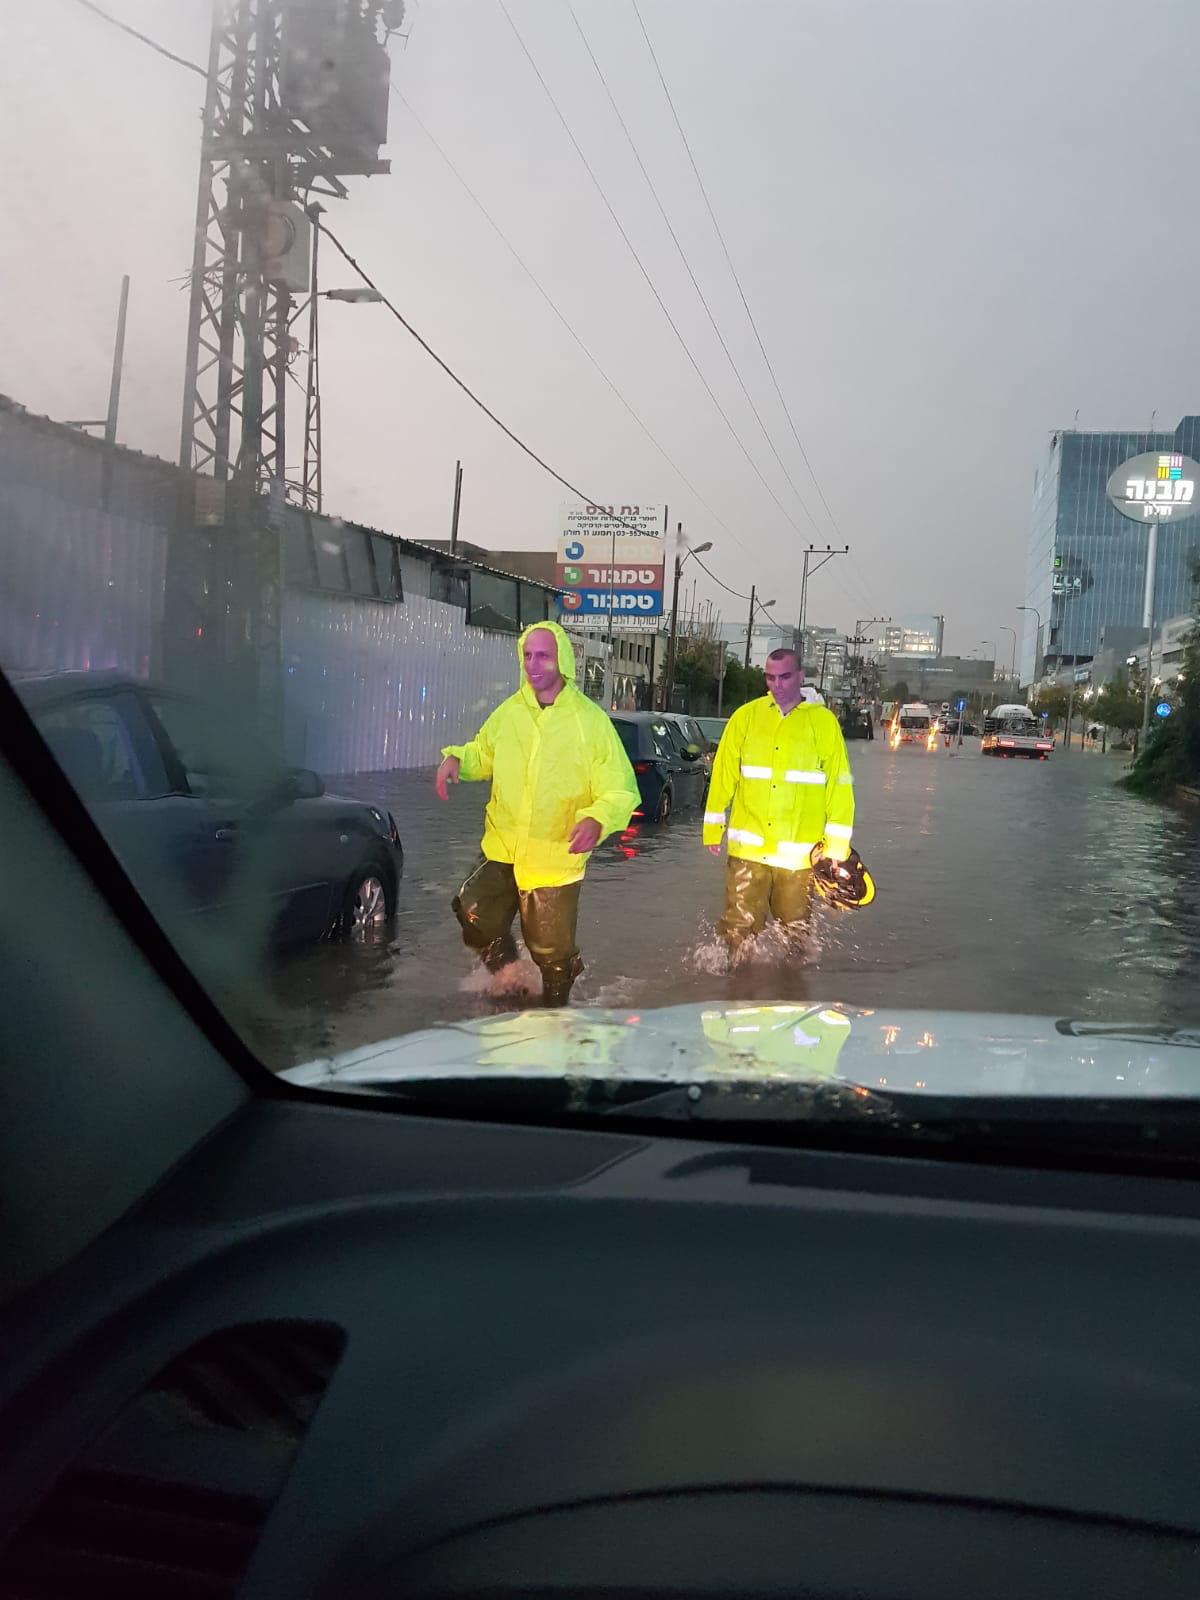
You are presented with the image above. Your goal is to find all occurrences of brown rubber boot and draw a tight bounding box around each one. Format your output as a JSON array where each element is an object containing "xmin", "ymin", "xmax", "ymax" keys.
[
  {"xmin": 541, "ymin": 954, "xmax": 584, "ymax": 1008},
  {"xmin": 480, "ymin": 933, "xmax": 519, "ymax": 974}
]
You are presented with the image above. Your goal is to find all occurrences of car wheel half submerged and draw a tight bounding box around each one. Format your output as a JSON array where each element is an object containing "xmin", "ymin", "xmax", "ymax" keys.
[
  {"xmin": 341, "ymin": 869, "xmax": 391, "ymax": 943},
  {"xmin": 655, "ymin": 786, "xmax": 672, "ymax": 823}
]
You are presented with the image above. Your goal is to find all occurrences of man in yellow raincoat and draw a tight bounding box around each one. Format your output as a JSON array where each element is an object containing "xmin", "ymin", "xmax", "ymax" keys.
[
  {"xmin": 436, "ymin": 621, "xmax": 639, "ymax": 1006},
  {"xmin": 704, "ymin": 647, "xmax": 855, "ymax": 953}
]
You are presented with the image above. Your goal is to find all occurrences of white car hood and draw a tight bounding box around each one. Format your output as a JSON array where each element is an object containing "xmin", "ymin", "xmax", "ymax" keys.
[{"xmin": 280, "ymin": 1002, "xmax": 1199, "ymax": 1100}]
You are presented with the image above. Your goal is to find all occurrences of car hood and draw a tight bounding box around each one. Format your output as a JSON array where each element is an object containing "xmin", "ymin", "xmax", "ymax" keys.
[{"xmin": 280, "ymin": 1002, "xmax": 1200, "ymax": 1098}]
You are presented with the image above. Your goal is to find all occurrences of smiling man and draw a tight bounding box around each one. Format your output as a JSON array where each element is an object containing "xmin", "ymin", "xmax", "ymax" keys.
[
  {"xmin": 703, "ymin": 648, "xmax": 855, "ymax": 954},
  {"xmin": 435, "ymin": 621, "xmax": 639, "ymax": 1007}
]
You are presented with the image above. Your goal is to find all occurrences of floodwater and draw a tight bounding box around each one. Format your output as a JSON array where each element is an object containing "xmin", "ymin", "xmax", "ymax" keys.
[{"xmin": 227, "ymin": 739, "xmax": 1200, "ymax": 1072}]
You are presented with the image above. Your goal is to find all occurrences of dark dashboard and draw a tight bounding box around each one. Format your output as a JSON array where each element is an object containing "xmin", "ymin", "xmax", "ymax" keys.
[{"xmin": 2, "ymin": 1096, "xmax": 1199, "ymax": 1598}]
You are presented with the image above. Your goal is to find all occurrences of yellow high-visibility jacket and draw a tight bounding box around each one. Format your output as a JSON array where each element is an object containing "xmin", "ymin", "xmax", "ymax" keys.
[
  {"xmin": 442, "ymin": 621, "xmax": 639, "ymax": 890},
  {"xmin": 703, "ymin": 696, "xmax": 855, "ymax": 866}
]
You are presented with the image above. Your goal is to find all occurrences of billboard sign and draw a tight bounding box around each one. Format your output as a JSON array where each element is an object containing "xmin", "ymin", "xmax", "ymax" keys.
[
  {"xmin": 558, "ymin": 503, "xmax": 664, "ymax": 632},
  {"xmin": 1106, "ymin": 452, "xmax": 1200, "ymax": 522}
]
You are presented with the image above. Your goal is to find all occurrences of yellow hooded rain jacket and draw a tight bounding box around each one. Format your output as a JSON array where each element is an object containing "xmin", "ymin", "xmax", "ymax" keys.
[
  {"xmin": 703, "ymin": 696, "xmax": 855, "ymax": 867},
  {"xmin": 442, "ymin": 621, "xmax": 640, "ymax": 890}
]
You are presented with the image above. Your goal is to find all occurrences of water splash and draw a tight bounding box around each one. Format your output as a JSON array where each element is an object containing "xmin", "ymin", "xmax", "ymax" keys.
[{"xmin": 458, "ymin": 958, "xmax": 542, "ymax": 1001}]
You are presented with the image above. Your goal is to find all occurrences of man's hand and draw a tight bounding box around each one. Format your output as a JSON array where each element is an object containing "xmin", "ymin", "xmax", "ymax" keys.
[
  {"xmin": 434, "ymin": 755, "xmax": 461, "ymax": 801},
  {"xmin": 568, "ymin": 816, "xmax": 603, "ymax": 855},
  {"xmin": 706, "ymin": 844, "xmax": 723, "ymax": 857}
]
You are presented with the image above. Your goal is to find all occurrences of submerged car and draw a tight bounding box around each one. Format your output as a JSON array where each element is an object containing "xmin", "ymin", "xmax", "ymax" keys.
[
  {"xmin": 14, "ymin": 671, "xmax": 403, "ymax": 947},
  {"xmin": 611, "ymin": 711, "xmax": 706, "ymax": 822}
]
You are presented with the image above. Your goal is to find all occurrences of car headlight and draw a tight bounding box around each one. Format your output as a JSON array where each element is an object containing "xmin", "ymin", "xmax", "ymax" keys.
[{"xmin": 387, "ymin": 811, "xmax": 401, "ymax": 849}]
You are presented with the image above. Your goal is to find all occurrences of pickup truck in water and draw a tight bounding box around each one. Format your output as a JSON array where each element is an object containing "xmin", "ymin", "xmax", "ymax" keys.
[{"xmin": 981, "ymin": 704, "xmax": 1055, "ymax": 760}]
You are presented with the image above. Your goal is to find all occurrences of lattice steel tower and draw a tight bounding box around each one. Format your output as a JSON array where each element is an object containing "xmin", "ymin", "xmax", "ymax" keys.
[{"xmin": 178, "ymin": 0, "xmax": 396, "ymax": 505}]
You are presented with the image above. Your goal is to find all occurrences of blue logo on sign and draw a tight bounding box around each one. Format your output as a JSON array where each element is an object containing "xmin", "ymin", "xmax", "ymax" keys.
[
  {"xmin": 1155, "ymin": 701, "xmax": 1172, "ymax": 718},
  {"xmin": 564, "ymin": 540, "xmax": 584, "ymax": 560}
]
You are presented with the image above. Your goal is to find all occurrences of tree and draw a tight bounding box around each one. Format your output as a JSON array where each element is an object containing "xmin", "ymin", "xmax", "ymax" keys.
[
  {"xmin": 886, "ymin": 680, "xmax": 910, "ymax": 703},
  {"xmin": 1034, "ymin": 687, "xmax": 1071, "ymax": 728},
  {"xmin": 1122, "ymin": 565, "xmax": 1200, "ymax": 797},
  {"xmin": 722, "ymin": 658, "xmax": 765, "ymax": 710},
  {"xmin": 1094, "ymin": 672, "xmax": 1142, "ymax": 745}
]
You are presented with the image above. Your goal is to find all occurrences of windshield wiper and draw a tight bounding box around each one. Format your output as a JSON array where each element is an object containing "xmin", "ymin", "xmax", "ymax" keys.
[{"xmin": 1056, "ymin": 1021, "xmax": 1200, "ymax": 1048}]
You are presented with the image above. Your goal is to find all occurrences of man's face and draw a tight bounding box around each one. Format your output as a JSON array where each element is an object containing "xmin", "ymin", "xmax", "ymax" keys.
[
  {"xmin": 522, "ymin": 628, "xmax": 564, "ymax": 694},
  {"xmin": 765, "ymin": 654, "xmax": 804, "ymax": 709}
]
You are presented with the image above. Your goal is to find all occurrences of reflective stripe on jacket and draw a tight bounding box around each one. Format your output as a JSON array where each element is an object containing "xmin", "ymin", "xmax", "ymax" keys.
[
  {"xmin": 442, "ymin": 620, "xmax": 639, "ymax": 890},
  {"xmin": 703, "ymin": 696, "xmax": 855, "ymax": 866}
]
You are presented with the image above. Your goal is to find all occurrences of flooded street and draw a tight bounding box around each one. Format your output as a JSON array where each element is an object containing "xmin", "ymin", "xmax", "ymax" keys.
[{"xmin": 232, "ymin": 741, "xmax": 1200, "ymax": 1071}]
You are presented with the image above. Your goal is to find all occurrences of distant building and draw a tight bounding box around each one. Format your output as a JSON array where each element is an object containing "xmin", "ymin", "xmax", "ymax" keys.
[
  {"xmin": 881, "ymin": 655, "xmax": 996, "ymax": 704},
  {"xmin": 716, "ymin": 619, "xmax": 795, "ymax": 670},
  {"xmin": 1023, "ymin": 418, "xmax": 1200, "ymax": 683},
  {"xmin": 874, "ymin": 615, "xmax": 944, "ymax": 659}
]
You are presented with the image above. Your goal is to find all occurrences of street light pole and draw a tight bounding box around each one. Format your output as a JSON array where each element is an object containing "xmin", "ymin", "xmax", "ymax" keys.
[
  {"xmin": 997, "ymin": 625, "xmax": 1017, "ymax": 693},
  {"xmin": 745, "ymin": 584, "xmax": 757, "ymax": 670},
  {"xmin": 1017, "ymin": 605, "xmax": 1042, "ymax": 687},
  {"xmin": 662, "ymin": 531, "xmax": 713, "ymax": 711},
  {"xmin": 665, "ymin": 537, "xmax": 683, "ymax": 711}
]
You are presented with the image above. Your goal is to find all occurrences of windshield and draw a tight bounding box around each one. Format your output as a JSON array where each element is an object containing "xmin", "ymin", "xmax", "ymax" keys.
[{"xmin": 3, "ymin": 0, "xmax": 1200, "ymax": 1134}]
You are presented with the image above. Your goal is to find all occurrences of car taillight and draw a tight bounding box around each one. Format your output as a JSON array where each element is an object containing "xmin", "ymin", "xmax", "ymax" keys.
[{"xmin": 633, "ymin": 761, "xmax": 651, "ymax": 775}]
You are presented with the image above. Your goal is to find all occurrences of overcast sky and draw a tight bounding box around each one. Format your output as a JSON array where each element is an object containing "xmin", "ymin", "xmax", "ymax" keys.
[{"xmin": 4, "ymin": 0, "xmax": 1200, "ymax": 655}]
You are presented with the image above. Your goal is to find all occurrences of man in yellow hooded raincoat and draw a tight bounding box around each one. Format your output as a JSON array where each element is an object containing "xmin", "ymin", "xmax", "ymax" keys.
[
  {"xmin": 436, "ymin": 621, "xmax": 639, "ymax": 1007},
  {"xmin": 704, "ymin": 647, "xmax": 855, "ymax": 953}
]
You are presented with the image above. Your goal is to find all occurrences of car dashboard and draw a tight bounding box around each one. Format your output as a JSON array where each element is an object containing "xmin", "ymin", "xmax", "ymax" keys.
[{"xmin": 2, "ymin": 1093, "xmax": 1199, "ymax": 1599}]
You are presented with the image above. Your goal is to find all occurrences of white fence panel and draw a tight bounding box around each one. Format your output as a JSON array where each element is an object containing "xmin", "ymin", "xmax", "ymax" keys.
[
  {"xmin": 0, "ymin": 484, "xmax": 166, "ymax": 678},
  {"xmin": 282, "ymin": 588, "xmax": 518, "ymax": 774}
]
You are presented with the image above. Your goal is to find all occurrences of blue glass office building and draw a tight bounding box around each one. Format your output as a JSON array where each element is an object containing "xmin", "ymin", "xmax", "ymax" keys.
[{"xmin": 1022, "ymin": 417, "xmax": 1200, "ymax": 682}]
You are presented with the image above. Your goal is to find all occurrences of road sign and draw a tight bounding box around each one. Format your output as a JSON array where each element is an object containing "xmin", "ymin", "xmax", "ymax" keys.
[
  {"xmin": 1155, "ymin": 701, "xmax": 1172, "ymax": 718},
  {"xmin": 557, "ymin": 502, "xmax": 664, "ymax": 631},
  {"xmin": 955, "ymin": 698, "xmax": 967, "ymax": 712},
  {"xmin": 559, "ymin": 588, "xmax": 663, "ymax": 619},
  {"xmin": 941, "ymin": 702, "xmax": 950, "ymax": 713}
]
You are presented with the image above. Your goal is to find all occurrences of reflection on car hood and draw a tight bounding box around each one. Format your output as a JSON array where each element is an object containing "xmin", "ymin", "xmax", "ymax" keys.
[{"xmin": 280, "ymin": 1002, "xmax": 1200, "ymax": 1098}]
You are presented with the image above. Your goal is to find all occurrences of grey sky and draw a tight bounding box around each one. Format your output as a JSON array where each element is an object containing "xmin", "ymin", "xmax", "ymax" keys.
[{"xmin": 3, "ymin": 0, "xmax": 1199, "ymax": 655}]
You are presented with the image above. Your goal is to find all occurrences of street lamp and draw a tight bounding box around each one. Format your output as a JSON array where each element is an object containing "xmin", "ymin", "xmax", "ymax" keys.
[
  {"xmin": 663, "ymin": 535, "xmax": 714, "ymax": 709},
  {"xmin": 997, "ymin": 624, "xmax": 1017, "ymax": 691},
  {"xmin": 1017, "ymin": 605, "xmax": 1042, "ymax": 685},
  {"xmin": 746, "ymin": 594, "xmax": 776, "ymax": 669}
]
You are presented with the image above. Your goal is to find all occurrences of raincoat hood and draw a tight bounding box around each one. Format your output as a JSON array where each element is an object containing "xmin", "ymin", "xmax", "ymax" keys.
[{"xmin": 517, "ymin": 620, "xmax": 577, "ymax": 684}]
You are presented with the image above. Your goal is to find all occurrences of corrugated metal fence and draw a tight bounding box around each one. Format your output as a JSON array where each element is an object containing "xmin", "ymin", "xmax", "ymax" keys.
[{"xmin": 0, "ymin": 401, "xmax": 520, "ymax": 774}]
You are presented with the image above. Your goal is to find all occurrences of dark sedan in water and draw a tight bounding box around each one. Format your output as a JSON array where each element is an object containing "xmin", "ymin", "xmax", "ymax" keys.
[
  {"xmin": 610, "ymin": 712, "xmax": 707, "ymax": 822},
  {"xmin": 14, "ymin": 672, "xmax": 403, "ymax": 948}
]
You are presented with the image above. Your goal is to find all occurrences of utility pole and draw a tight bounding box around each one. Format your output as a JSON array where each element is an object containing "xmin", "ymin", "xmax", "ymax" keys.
[
  {"xmin": 796, "ymin": 544, "xmax": 850, "ymax": 664},
  {"xmin": 744, "ymin": 584, "xmax": 757, "ymax": 670},
  {"xmin": 65, "ymin": 274, "xmax": 130, "ymax": 512},
  {"xmin": 664, "ymin": 526, "xmax": 684, "ymax": 711},
  {"xmin": 449, "ymin": 460, "xmax": 464, "ymax": 554}
]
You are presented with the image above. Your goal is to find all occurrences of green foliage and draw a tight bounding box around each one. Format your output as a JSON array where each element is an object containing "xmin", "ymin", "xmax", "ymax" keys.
[
  {"xmin": 1034, "ymin": 687, "xmax": 1071, "ymax": 726},
  {"xmin": 1094, "ymin": 673, "xmax": 1142, "ymax": 736},
  {"xmin": 1121, "ymin": 563, "xmax": 1200, "ymax": 798},
  {"xmin": 886, "ymin": 680, "xmax": 910, "ymax": 702},
  {"xmin": 722, "ymin": 657, "xmax": 765, "ymax": 708}
]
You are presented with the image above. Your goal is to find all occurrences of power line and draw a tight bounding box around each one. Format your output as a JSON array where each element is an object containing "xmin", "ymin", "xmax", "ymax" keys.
[
  {"xmin": 68, "ymin": 0, "xmax": 209, "ymax": 80},
  {"xmin": 565, "ymin": 0, "xmax": 823, "ymax": 542},
  {"xmin": 689, "ymin": 548, "xmax": 748, "ymax": 602},
  {"xmin": 319, "ymin": 221, "xmax": 683, "ymax": 540},
  {"xmin": 389, "ymin": 84, "xmax": 740, "ymax": 548},
  {"xmin": 629, "ymin": 0, "xmax": 842, "ymax": 538},
  {"xmin": 495, "ymin": 0, "xmax": 808, "ymax": 548},
  {"xmin": 626, "ymin": 0, "xmax": 887, "ymax": 625}
]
